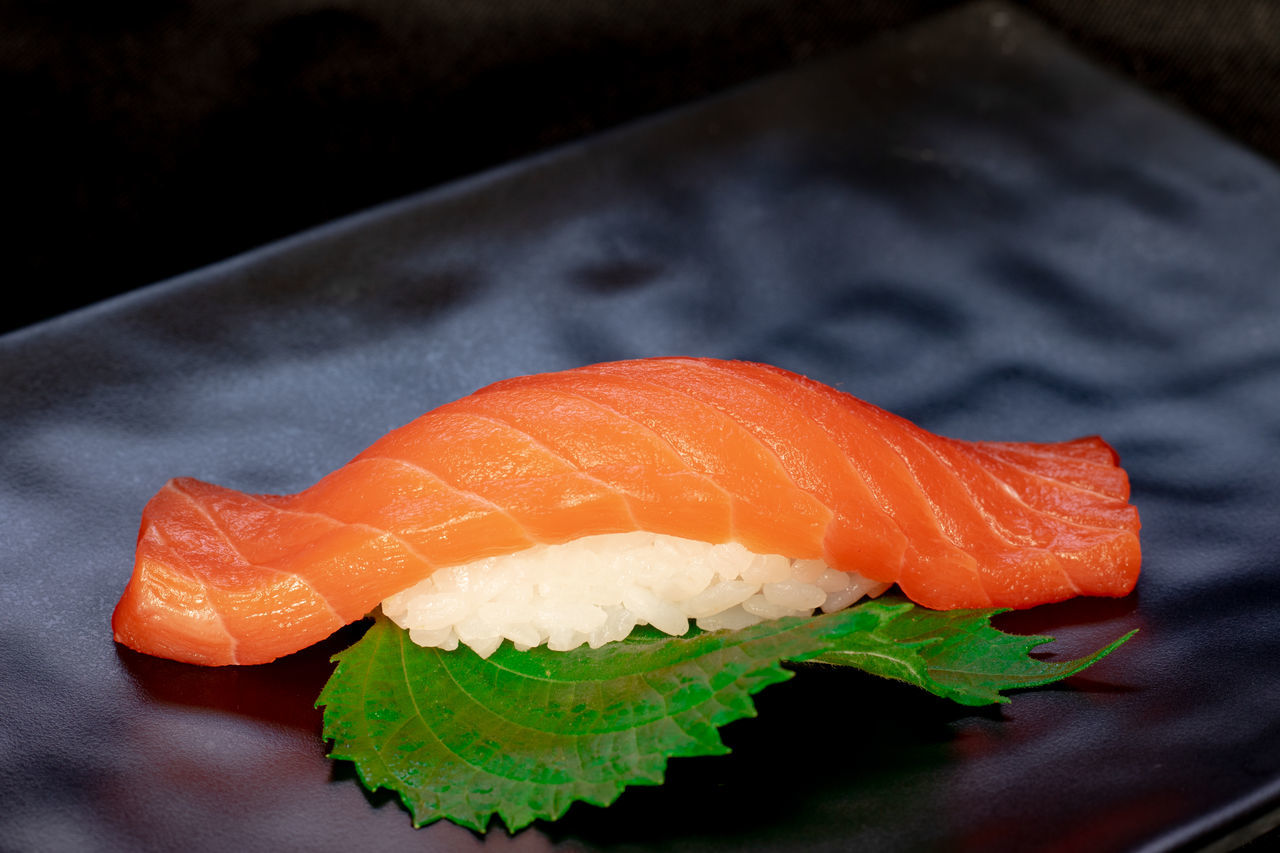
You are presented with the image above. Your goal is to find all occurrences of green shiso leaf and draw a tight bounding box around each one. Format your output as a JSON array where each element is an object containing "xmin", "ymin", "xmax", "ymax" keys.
[
  {"xmin": 316, "ymin": 607, "xmax": 875, "ymax": 832},
  {"xmin": 317, "ymin": 597, "xmax": 1132, "ymax": 832},
  {"xmin": 804, "ymin": 595, "xmax": 1136, "ymax": 706}
]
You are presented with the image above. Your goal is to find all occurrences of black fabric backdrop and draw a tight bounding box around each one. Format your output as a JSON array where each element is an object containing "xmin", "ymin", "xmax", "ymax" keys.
[{"xmin": 3, "ymin": 0, "xmax": 1280, "ymax": 333}]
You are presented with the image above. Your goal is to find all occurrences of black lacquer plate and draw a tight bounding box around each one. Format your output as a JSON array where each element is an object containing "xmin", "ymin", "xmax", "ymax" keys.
[{"xmin": 3, "ymin": 4, "xmax": 1278, "ymax": 851}]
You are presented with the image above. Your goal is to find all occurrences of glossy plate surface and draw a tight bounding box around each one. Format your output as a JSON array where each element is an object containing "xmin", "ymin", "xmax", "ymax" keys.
[{"xmin": 3, "ymin": 3, "xmax": 1278, "ymax": 851}]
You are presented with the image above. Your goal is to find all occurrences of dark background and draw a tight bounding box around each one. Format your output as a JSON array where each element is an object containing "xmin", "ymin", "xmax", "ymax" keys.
[{"xmin": 3, "ymin": 0, "xmax": 1279, "ymax": 335}]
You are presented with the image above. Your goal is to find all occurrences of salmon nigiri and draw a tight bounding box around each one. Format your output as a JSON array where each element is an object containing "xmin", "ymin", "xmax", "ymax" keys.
[{"xmin": 112, "ymin": 357, "xmax": 1141, "ymax": 666}]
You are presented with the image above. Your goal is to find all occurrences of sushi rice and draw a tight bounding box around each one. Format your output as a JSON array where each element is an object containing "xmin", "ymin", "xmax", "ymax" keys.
[{"xmin": 382, "ymin": 531, "xmax": 891, "ymax": 658}]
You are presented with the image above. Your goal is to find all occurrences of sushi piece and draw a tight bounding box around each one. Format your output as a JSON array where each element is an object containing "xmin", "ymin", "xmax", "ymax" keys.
[{"xmin": 111, "ymin": 357, "xmax": 1141, "ymax": 666}]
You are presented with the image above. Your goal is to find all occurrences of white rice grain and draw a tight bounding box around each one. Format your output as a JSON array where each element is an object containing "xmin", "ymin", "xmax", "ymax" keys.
[{"xmin": 381, "ymin": 531, "xmax": 890, "ymax": 658}]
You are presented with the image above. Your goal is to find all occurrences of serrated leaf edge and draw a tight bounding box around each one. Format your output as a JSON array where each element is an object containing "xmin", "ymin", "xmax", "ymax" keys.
[{"xmin": 318, "ymin": 602, "xmax": 1136, "ymax": 831}]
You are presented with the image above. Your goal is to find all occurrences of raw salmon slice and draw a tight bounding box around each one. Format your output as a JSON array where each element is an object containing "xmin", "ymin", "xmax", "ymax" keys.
[{"xmin": 112, "ymin": 357, "xmax": 1141, "ymax": 665}]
